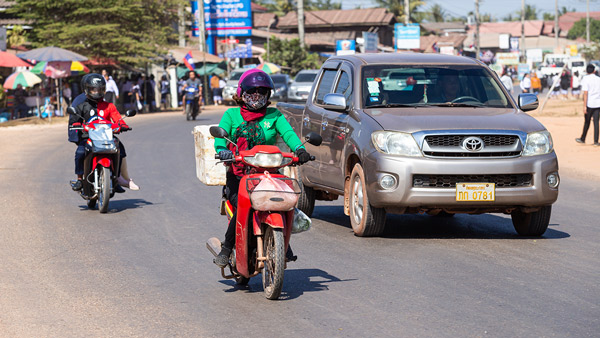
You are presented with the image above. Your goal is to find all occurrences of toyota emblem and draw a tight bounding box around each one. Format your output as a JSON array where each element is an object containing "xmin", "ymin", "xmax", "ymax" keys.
[{"xmin": 463, "ymin": 136, "xmax": 484, "ymax": 151}]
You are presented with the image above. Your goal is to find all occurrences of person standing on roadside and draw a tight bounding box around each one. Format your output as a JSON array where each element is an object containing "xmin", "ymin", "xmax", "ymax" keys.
[
  {"xmin": 102, "ymin": 69, "xmax": 119, "ymax": 105},
  {"xmin": 500, "ymin": 69, "xmax": 513, "ymax": 95},
  {"xmin": 576, "ymin": 64, "xmax": 600, "ymax": 146},
  {"xmin": 519, "ymin": 73, "xmax": 531, "ymax": 93},
  {"xmin": 572, "ymin": 71, "xmax": 582, "ymax": 100},
  {"xmin": 560, "ymin": 68, "xmax": 571, "ymax": 100},
  {"xmin": 530, "ymin": 72, "xmax": 542, "ymax": 95},
  {"xmin": 210, "ymin": 74, "xmax": 220, "ymax": 106}
]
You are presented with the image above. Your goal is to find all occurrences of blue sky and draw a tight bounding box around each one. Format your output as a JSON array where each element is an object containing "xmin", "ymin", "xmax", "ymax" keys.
[{"xmin": 341, "ymin": 0, "xmax": 598, "ymax": 20}]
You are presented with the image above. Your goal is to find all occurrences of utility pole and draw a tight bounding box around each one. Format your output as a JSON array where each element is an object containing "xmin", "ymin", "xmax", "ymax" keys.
[
  {"xmin": 178, "ymin": 3, "xmax": 185, "ymax": 47},
  {"xmin": 554, "ymin": 0, "xmax": 559, "ymax": 51},
  {"xmin": 475, "ymin": 0, "xmax": 480, "ymax": 60},
  {"xmin": 587, "ymin": 0, "xmax": 590, "ymax": 44},
  {"xmin": 198, "ymin": 0, "xmax": 208, "ymax": 105},
  {"xmin": 521, "ymin": 0, "xmax": 525, "ymax": 63},
  {"xmin": 404, "ymin": 0, "xmax": 409, "ymax": 25},
  {"xmin": 297, "ymin": 0, "xmax": 305, "ymax": 48}
]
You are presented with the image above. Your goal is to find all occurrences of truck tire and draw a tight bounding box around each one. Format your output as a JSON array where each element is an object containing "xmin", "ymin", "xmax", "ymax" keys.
[
  {"xmin": 511, "ymin": 205, "xmax": 552, "ymax": 236},
  {"xmin": 295, "ymin": 167, "xmax": 315, "ymax": 217},
  {"xmin": 349, "ymin": 164, "xmax": 386, "ymax": 237}
]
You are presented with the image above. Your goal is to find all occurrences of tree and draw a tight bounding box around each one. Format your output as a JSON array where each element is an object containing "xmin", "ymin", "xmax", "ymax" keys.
[
  {"xmin": 580, "ymin": 43, "xmax": 600, "ymax": 61},
  {"xmin": 428, "ymin": 4, "xmax": 446, "ymax": 23},
  {"xmin": 567, "ymin": 18, "xmax": 600, "ymax": 42},
  {"xmin": 256, "ymin": 0, "xmax": 295, "ymax": 15},
  {"xmin": 268, "ymin": 37, "xmax": 321, "ymax": 76},
  {"xmin": 308, "ymin": 0, "xmax": 342, "ymax": 10},
  {"xmin": 7, "ymin": 25, "xmax": 27, "ymax": 48},
  {"xmin": 504, "ymin": 5, "xmax": 538, "ymax": 21},
  {"xmin": 372, "ymin": 0, "xmax": 425, "ymax": 24},
  {"xmin": 10, "ymin": 0, "xmax": 183, "ymax": 65}
]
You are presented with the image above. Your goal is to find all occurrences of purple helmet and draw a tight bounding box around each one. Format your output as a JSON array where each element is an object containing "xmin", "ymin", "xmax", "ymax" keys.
[{"xmin": 236, "ymin": 69, "xmax": 274, "ymax": 96}]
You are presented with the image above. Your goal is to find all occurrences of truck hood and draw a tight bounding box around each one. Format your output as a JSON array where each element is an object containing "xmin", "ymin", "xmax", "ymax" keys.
[{"xmin": 363, "ymin": 107, "xmax": 547, "ymax": 134}]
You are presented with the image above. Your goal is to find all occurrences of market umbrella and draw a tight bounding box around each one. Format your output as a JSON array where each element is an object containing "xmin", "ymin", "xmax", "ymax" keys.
[
  {"xmin": 31, "ymin": 60, "xmax": 90, "ymax": 77},
  {"xmin": 256, "ymin": 62, "xmax": 281, "ymax": 74},
  {"xmin": 3, "ymin": 70, "xmax": 42, "ymax": 89},
  {"xmin": 17, "ymin": 46, "xmax": 88, "ymax": 62},
  {"xmin": 0, "ymin": 51, "xmax": 32, "ymax": 67}
]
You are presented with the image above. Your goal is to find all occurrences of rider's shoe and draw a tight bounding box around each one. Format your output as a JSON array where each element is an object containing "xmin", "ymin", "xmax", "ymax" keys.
[
  {"xmin": 128, "ymin": 179, "xmax": 140, "ymax": 190},
  {"xmin": 71, "ymin": 179, "xmax": 83, "ymax": 191},
  {"xmin": 114, "ymin": 184, "xmax": 126, "ymax": 193},
  {"xmin": 286, "ymin": 246, "xmax": 297, "ymax": 262},
  {"xmin": 214, "ymin": 246, "xmax": 232, "ymax": 268}
]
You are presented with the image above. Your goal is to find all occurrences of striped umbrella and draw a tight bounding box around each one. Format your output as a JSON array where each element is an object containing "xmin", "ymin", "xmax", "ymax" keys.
[
  {"xmin": 256, "ymin": 62, "xmax": 281, "ymax": 74},
  {"xmin": 31, "ymin": 60, "xmax": 90, "ymax": 77},
  {"xmin": 3, "ymin": 71, "xmax": 42, "ymax": 89}
]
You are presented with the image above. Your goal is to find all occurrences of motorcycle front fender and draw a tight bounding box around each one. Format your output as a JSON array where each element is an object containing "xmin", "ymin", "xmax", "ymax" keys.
[{"xmin": 92, "ymin": 156, "xmax": 112, "ymax": 171}]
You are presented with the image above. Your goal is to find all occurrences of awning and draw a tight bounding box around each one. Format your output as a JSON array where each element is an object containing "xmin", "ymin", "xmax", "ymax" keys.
[{"xmin": 176, "ymin": 63, "xmax": 226, "ymax": 78}]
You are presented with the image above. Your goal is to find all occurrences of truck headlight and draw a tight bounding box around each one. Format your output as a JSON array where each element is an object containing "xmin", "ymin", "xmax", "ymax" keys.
[
  {"xmin": 371, "ymin": 131, "xmax": 422, "ymax": 157},
  {"xmin": 522, "ymin": 130, "xmax": 553, "ymax": 156}
]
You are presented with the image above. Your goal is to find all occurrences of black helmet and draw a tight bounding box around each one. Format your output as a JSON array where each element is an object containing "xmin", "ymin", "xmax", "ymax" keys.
[{"xmin": 83, "ymin": 73, "xmax": 106, "ymax": 102}]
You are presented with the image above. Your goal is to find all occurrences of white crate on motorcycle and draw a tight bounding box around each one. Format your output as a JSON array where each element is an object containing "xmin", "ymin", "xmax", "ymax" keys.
[{"xmin": 193, "ymin": 124, "xmax": 227, "ymax": 186}]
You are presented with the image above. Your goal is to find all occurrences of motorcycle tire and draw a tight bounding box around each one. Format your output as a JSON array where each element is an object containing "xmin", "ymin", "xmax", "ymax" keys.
[
  {"xmin": 262, "ymin": 226, "xmax": 285, "ymax": 300},
  {"xmin": 185, "ymin": 104, "xmax": 192, "ymax": 121},
  {"xmin": 98, "ymin": 166, "xmax": 111, "ymax": 214}
]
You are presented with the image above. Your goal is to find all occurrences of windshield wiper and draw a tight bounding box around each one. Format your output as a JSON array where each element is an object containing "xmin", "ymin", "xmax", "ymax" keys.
[
  {"xmin": 425, "ymin": 102, "xmax": 484, "ymax": 107},
  {"xmin": 366, "ymin": 103, "xmax": 418, "ymax": 108}
]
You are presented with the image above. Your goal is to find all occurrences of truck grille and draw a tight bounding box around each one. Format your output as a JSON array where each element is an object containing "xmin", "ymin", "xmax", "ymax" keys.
[
  {"xmin": 422, "ymin": 134, "xmax": 521, "ymax": 158},
  {"xmin": 413, "ymin": 174, "xmax": 533, "ymax": 188}
]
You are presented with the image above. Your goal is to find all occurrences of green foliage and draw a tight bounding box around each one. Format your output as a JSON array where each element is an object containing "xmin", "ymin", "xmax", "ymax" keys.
[
  {"xmin": 372, "ymin": 0, "xmax": 425, "ymax": 23},
  {"xmin": 580, "ymin": 43, "xmax": 600, "ymax": 61},
  {"xmin": 9, "ymin": 0, "xmax": 184, "ymax": 65},
  {"xmin": 7, "ymin": 25, "xmax": 27, "ymax": 48},
  {"xmin": 504, "ymin": 5, "xmax": 538, "ymax": 21},
  {"xmin": 256, "ymin": 0, "xmax": 341, "ymax": 15},
  {"xmin": 268, "ymin": 37, "xmax": 321, "ymax": 76},
  {"xmin": 567, "ymin": 18, "xmax": 600, "ymax": 42},
  {"xmin": 308, "ymin": 0, "xmax": 342, "ymax": 10},
  {"xmin": 428, "ymin": 4, "xmax": 446, "ymax": 23}
]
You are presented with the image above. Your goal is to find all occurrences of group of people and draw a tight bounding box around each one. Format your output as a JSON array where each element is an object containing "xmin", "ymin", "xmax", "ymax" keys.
[{"xmin": 546, "ymin": 68, "xmax": 584, "ymax": 100}]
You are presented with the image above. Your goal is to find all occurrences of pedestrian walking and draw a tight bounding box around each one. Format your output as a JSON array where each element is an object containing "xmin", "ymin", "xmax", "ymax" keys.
[
  {"xmin": 576, "ymin": 64, "xmax": 600, "ymax": 146},
  {"xmin": 210, "ymin": 74, "xmax": 220, "ymax": 106},
  {"xmin": 550, "ymin": 73, "xmax": 561, "ymax": 99},
  {"xmin": 530, "ymin": 72, "xmax": 542, "ymax": 95},
  {"xmin": 63, "ymin": 82, "xmax": 72, "ymax": 106},
  {"xmin": 160, "ymin": 75, "xmax": 170, "ymax": 110},
  {"xmin": 500, "ymin": 69, "xmax": 513, "ymax": 94},
  {"xmin": 519, "ymin": 73, "xmax": 531, "ymax": 93},
  {"xmin": 572, "ymin": 71, "xmax": 582, "ymax": 99},
  {"xmin": 102, "ymin": 69, "xmax": 119, "ymax": 105},
  {"xmin": 560, "ymin": 69, "xmax": 571, "ymax": 100}
]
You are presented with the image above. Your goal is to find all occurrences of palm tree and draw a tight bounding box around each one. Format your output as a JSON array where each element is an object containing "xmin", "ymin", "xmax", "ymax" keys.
[
  {"xmin": 428, "ymin": 4, "xmax": 446, "ymax": 23},
  {"xmin": 372, "ymin": 0, "xmax": 425, "ymax": 23}
]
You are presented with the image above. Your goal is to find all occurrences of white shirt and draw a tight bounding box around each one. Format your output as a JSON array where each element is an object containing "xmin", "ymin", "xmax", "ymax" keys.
[
  {"xmin": 105, "ymin": 76, "xmax": 119, "ymax": 97},
  {"xmin": 520, "ymin": 76, "xmax": 531, "ymax": 91},
  {"xmin": 581, "ymin": 73, "xmax": 600, "ymax": 108},
  {"xmin": 500, "ymin": 75, "xmax": 513, "ymax": 93}
]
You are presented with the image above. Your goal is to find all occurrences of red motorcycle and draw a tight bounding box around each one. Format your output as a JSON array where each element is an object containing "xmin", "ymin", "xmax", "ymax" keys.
[
  {"xmin": 206, "ymin": 126, "xmax": 321, "ymax": 300},
  {"xmin": 68, "ymin": 107, "xmax": 135, "ymax": 213}
]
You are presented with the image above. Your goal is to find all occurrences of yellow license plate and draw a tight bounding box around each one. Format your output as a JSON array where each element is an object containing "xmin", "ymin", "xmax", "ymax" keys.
[{"xmin": 456, "ymin": 183, "xmax": 495, "ymax": 202}]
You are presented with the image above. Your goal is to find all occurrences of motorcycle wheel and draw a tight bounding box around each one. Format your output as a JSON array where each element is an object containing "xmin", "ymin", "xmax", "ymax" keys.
[
  {"xmin": 87, "ymin": 198, "xmax": 96, "ymax": 209},
  {"xmin": 262, "ymin": 226, "xmax": 285, "ymax": 300},
  {"xmin": 98, "ymin": 166, "xmax": 111, "ymax": 214},
  {"xmin": 185, "ymin": 104, "xmax": 192, "ymax": 121}
]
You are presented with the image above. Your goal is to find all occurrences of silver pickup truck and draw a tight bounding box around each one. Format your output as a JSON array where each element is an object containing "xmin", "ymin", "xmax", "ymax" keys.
[{"xmin": 277, "ymin": 53, "xmax": 559, "ymax": 237}]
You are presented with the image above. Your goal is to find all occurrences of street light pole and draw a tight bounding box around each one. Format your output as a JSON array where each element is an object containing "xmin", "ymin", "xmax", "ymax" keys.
[
  {"xmin": 554, "ymin": 0, "xmax": 559, "ymax": 51},
  {"xmin": 198, "ymin": 0, "xmax": 208, "ymax": 105},
  {"xmin": 475, "ymin": 0, "xmax": 480, "ymax": 60},
  {"xmin": 521, "ymin": 0, "xmax": 525, "ymax": 63},
  {"xmin": 404, "ymin": 0, "xmax": 409, "ymax": 25}
]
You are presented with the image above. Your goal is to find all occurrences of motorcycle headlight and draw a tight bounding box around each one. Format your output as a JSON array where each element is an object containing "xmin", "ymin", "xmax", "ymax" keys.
[
  {"xmin": 244, "ymin": 153, "xmax": 292, "ymax": 167},
  {"xmin": 522, "ymin": 130, "xmax": 553, "ymax": 156},
  {"xmin": 371, "ymin": 131, "xmax": 422, "ymax": 157}
]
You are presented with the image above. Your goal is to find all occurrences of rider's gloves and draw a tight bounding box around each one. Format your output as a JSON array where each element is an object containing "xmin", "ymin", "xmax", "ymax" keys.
[
  {"xmin": 219, "ymin": 150, "xmax": 233, "ymax": 160},
  {"xmin": 295, "ymin": 148, "xmax": 312, "ymax": 164}
]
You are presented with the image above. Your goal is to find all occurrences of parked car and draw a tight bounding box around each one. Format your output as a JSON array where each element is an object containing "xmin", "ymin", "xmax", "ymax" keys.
[
  {"xmin": 222, "ymin": 68, "xmax": 246, "ymax": 105},
  {"xmin": 270, "ymin": 74, "xmax": 291, "ymax": 102},
  {"xmin": 287, "ymin": 70, "xmax": 319, "ymax": 102},
  {"xmin": 278, "ymin": 53, "xmax": 559, "ymax": 237}
]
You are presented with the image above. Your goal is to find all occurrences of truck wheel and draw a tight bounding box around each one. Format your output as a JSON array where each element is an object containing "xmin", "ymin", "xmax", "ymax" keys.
[
  {"xmin": 349, "ymin": 164, "xmax": 386, "ymax": 237},
  {"xmin": 295, "ymin": 167, "xmax": 315, "ymax": 217},
  {"xmin": 511, "ymin": 205, "xmax": 552, "ymax": 236}
]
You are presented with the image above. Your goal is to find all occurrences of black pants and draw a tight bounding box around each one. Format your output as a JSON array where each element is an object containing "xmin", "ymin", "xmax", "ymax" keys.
[
  {"xmin": 223, "ymin": 171, "xmax": 241, "ymax": 249},
  {"xmin": 581, "ymin": 107, "xmax": 600, "ymax": 143}
]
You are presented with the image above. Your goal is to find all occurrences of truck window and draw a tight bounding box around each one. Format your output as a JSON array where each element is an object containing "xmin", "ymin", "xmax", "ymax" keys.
[
  {"xmin": 315, "ymin": 70, "xmax": 338, "ymax": 105},
  {"xmin": 335, "ymin": 71, "xmax": 352, "ymax": 103}
]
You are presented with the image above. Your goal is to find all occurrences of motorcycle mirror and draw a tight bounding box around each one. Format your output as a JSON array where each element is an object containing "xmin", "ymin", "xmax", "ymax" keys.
[
  {"xmin": 67, "ymin": 107, "xmax": 76, "ymax": 116},
  {"xmin": 125, "ymin": 110, "xmax": 137, "ymax": 117},
  {"xmin": 305, "ymin": 132, "xmax": 322, "ymax": 146},
  {"xmin": 210, "ymin": 126, "xmax": 229, "ymax": 139}
]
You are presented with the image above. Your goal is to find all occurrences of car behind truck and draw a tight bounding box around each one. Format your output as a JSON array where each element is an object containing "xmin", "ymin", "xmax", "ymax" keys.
[{"xmin": 278, "ymin": 53, "xmax": 559, "ymax": 237}]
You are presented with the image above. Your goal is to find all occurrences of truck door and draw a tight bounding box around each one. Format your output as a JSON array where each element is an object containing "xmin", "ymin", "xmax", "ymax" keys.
[
  {"xmin": 319, "ymin": 64, "xmax": 352, "ymax": 191},
  {"xmin": 302, "ymin": 62, "xmax": 341, "ymax": 184}
]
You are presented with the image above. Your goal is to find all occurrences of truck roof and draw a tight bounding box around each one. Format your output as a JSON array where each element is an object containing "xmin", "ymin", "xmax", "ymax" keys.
[{"xmin": 328, "ymin": 52, "xmax": 481, "ymax": 66}]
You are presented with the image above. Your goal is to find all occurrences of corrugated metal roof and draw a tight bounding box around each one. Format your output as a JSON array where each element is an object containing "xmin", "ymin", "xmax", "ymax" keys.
[
  {"xmin": 559, "ymin": 11, "xmax": 600, "ymax": 32},
  {"xmin": 468, "ymin": 20, "xmax": 544, "ymax": 37},
  {"xmin": 253, "ymin": 13, "xmax": 277, "ymax": 28},
  {"xmin": 277, "ymin": 8, "xmax": 395, "ymax": 28}
]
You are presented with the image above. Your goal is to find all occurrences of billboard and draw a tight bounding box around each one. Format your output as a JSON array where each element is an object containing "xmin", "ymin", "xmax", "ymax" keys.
[
  {"xmin": 203, "ymin": 0, "xmax": 252, "ymax": 37},
  {"xmin": 395, "ymin": 23, "xmax": 420, "ymax": 50},
  {"xmin": 336, "ymin": 40, "xmax": 356, "ymax": 56},
  {"xmin": 362, "ymin": 32, "xmax": 378, "ymax": 53}
]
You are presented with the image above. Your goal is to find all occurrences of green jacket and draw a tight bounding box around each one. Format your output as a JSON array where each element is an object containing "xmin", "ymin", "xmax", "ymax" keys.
[{"xmin": 214, "ymin": 107, "xmax": 304, "ymax": 153}]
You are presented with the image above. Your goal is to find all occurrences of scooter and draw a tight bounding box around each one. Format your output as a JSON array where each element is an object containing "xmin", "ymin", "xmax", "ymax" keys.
[
  {"xmin": 206, "ymin": 126, "xmax": 322, "ymax": 300},
  {"xmin": 184, "ymin": 86, "xmax": 200, "ymax": 121},
  {"xmin": 69, "ymin": 107, "xmax": 135, "ymax": 213}
]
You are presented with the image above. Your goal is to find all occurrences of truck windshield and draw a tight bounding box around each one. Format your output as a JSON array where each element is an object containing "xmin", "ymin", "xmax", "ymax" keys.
[{"xmin": 362, "ymin": 65, "xmax": 512, "ymax": 109}]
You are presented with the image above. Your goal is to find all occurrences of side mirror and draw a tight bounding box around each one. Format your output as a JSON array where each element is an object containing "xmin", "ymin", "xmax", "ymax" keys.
[
  {"xmin": 305, "ymin": 132, "xmax": 322, "ymax": 146},
  {"xmin": 322, "ymin": 93, "xmax": 347, "ymax": 112},
  {"xmin": 125, "ymin": 110, "xmax": 136, "ymax": 117},
  {"xmin": 67, "ymin": 107, "xmax": 76, "ymax": 115},
  {"xmin": 518, "ymin": 93, "xmax": 539, "ymax": 111},
  {"xmin": 210, "ymin": 126, "xmax": 229, "ymax": 138}
]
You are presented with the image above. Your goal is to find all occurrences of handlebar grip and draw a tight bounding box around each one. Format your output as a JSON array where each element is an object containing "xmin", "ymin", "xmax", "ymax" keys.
[
  {"xmin": 215, "ymin": 154, "xmax": 220, "ymax": 159},
  {"xmin": 310, "ymin": 156, "xmax": 315, "ymax": 161}
]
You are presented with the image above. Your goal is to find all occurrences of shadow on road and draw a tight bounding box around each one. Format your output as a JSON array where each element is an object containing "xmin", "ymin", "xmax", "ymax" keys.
[
  {"xmin": 218, "ymin": 268, "xmax": 355, "ymax": 300},
  {"xmin": 79, "ymin": 198, "xmax": 154, "ymax": 213},
  {"xmin": 312, "ymin": 206, "xmax": 570, "ymax": 240}
]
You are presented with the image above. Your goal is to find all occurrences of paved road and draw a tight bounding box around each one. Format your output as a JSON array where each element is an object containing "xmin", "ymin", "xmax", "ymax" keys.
[{"xmin": 1, "ymin": 109, "xmax": 599, "ymax": 337}]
